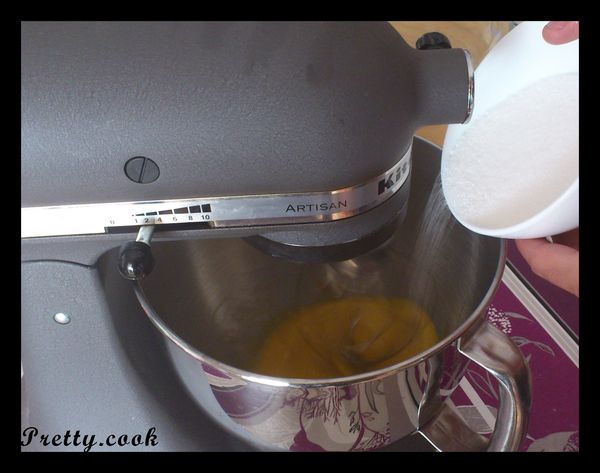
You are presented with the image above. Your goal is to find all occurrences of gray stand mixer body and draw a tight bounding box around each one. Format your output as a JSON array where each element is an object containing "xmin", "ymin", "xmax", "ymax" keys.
[{"xmin": 21, "ymin": 22, "xmax": 480, "ymax": 451}]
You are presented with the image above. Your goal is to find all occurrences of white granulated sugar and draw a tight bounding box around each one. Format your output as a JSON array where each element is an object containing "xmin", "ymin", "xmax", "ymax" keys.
[{"xmin": 442, "ymin": 73, "xmax": 578, "ymax": 229}]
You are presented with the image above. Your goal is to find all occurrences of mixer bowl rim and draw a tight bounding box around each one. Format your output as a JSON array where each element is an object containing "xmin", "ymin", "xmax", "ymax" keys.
[
  {"xmin": 134, "ymin": 240, "xmax": 506, "ymax": 389},
  {"xmin": 133, "ymin": 136, "xmax": 507, "ymax": 388}
]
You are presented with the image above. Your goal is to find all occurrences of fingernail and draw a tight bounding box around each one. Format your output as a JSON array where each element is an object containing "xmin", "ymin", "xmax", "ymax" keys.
[{"xmin": 546, "ymin": 21, "xmax": 570, "ymax": 30}]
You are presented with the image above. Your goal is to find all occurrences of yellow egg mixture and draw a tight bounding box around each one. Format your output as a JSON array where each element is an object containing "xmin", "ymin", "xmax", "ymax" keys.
[{"xmin": 253, "ymin": 297, "xmax": 438, "ymax": 379}]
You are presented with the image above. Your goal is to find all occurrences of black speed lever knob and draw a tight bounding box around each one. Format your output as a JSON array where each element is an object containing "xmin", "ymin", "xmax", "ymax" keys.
[
  {"xmin": 118, "ymin": 241, "xmax": 155, "ymax": 280},
  {"xmin": 118, "ymin": 226, "xmax": 156, "ymax": 280},
  {"xmin": 416, "ymin": 32, "xmax": 452, "ymax": 50}
]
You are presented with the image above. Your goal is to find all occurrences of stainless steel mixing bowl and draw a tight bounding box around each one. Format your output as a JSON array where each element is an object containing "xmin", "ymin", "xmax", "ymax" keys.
[{"xmin": 133, "ymin": 138, "xmax": 531, "ymax": 451}]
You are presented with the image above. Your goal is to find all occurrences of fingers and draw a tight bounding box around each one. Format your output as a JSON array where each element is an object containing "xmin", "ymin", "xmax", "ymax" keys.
[
  {"xmin": 515, "ymin": 238, "xmax": 579, "ymax": 297},
  {"xmin": 542, "ymin": 21, "xmax": 579, "ymax": 45}
]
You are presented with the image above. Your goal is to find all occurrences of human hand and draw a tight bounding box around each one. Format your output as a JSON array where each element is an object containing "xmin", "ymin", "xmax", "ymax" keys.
[
  {"xmin": 542, "ymin": 21, "xmax": 579, "ymax": 45},
  {"xmin": 515, "ymin": 229, "xmax": 579, "ymax": 297}
]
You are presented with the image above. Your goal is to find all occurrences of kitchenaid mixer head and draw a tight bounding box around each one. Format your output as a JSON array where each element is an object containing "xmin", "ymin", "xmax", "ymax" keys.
[{"xmin": 21, "ymin": 21, "xmax": 473, "ymax": 269}]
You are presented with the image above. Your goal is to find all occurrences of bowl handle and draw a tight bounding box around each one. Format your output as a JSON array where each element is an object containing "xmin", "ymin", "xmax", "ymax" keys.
[{"xmin": 419, "ymin": 321, "xmax": 532, "ymax": 451}]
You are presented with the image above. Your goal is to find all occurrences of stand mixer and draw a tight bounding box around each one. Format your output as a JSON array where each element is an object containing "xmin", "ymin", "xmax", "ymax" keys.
[{"xmin": 22, "ymin": 22, "xmax": 527, "ymax": 452}]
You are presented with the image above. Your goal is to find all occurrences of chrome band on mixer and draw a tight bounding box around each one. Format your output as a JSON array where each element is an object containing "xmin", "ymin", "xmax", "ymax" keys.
[
  {"xmin": 462, "ymin": 49, "xmax": 475, "ymax": 125},
  {"xmin": 21, "ymin": 147, "xmax": 411, "ymax": 238}
]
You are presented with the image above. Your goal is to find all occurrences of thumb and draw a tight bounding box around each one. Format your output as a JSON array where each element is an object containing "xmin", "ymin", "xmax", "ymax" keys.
[
  {"xmin": 542, "ymin": 21, "xmax": 579, "ymax": 45},
  {"xmin": 515, "ymin": 238, "xmax": 579, "ymax": 297}
]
